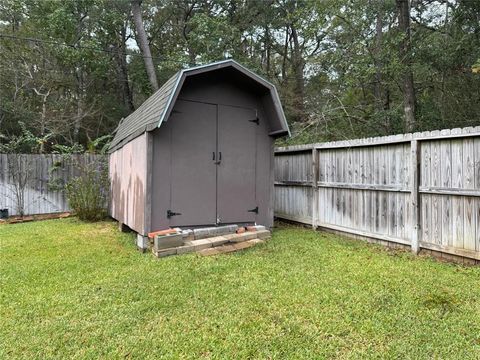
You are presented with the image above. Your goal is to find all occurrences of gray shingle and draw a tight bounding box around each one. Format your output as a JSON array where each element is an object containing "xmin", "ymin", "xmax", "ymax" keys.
[
  {"xmin": 108, "ymin": 59, "xmax": 290, "ymax": 153},
  {"xmin": 109, "ymin": 71, "xmax": 181, "ymax": 152}
]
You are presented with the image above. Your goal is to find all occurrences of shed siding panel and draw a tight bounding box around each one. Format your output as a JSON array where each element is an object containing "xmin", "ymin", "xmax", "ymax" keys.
[
  {"xmin": 150, "ymin": 125, "xmax": 172, "ymax": 231},
  {"xmin": 109, "ymin": 133, "xmax": 147, "ymax": 234}
]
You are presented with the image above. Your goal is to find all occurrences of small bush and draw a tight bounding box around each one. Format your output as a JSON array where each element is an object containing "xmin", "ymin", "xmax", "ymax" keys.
[{"xmin": 65, "ymin": 158, "xmax": 109, "ymax": 221}]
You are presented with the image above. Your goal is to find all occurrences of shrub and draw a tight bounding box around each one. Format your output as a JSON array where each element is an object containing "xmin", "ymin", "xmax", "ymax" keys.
[{"xmin": 65, "ymin": 158, "xmax": 109, "ymax": 221}]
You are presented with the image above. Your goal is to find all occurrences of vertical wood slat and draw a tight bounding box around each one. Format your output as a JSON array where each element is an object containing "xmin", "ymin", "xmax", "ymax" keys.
[
  {"xmin": 451, "ymin": 140, "xmax": 464, "ymax": 249},
  {"xmin": 312, "ymin": 148, "xmax": 319, "ymax": 229},
  {"xmin": 411, "ymin": 140, "xmax": 421, "ymax": 254}
]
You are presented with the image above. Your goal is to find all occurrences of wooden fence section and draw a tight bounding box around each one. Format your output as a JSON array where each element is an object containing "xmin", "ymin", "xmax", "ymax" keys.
[
  {"xmin": 274, "ymin": 126, "xmax": 480, "ymax": 261},
  {"xmin": 0, "ymin": 154, "xmax": 105, "ymax": 216}
]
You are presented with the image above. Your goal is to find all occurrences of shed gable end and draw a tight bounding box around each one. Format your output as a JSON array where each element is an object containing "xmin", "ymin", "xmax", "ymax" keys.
[{"xmin": 108, "ymin": 60, "xmax": 289, "ymax": 153}]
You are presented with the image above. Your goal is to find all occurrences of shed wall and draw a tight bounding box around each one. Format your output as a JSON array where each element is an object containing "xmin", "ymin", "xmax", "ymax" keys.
[
  {"xmin": 109, "ymin": 133, "xmax": 148, "ymax": 235},
  {"xmin": 149, "ymin": 75, "xmax": 274, "ymax": 231}
]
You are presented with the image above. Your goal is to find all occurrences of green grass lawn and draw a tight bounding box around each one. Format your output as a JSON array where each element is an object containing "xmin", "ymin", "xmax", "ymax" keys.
[{"xmin": 1, "ymin": 219, "xmax": 480, "ymax": 359}]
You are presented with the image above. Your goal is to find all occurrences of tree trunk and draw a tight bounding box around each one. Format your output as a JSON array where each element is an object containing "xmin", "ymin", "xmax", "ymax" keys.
[
  {"xmin": 131, "ymin": 0, "xmax": 158, "ymax": 91},
  {"xmin": 374, "ymin": 3, "xmax": 383, "ymax": 111},
  {"xmin": 187, "ymin": 46, "xmax": 196, "ymax": 67},
  {"xmin": 281, "ymin": 25, "xmax": 289, "ymax": 81},
  {"xmin": 117, "ymin": 23, "xmax": 135, "ymax": 112},
  {"xmin": 73, "ymin": 10, "xmax": 87, "ymax": 145},
  {"xmin": 396, "ymin": 0, "xmax": 416, "ymax": 131},
  {"xmin": 74, "ymin": 67, "xmax": 85, "ymax": 145},
  {"xmin": 373, "ymin": 1, "xmax": 390, "ymax": 131},
  {"xmin": 39, "ymin": 92, "xmax": 49, "ymax": 153},
  {"xmin": 440, "ymin": 1, "xmax": 449, "ymax": 122},
  {"xmin": 182, "ymin": 3, "xmax": 196, "ymax": 67},
  {"xmin": 291, "ymin": 25, "xmax": 305, "ymax": 123},
  {"xmin": 264, "ymin": 25, "xmax": 271, "ymax": 76}
]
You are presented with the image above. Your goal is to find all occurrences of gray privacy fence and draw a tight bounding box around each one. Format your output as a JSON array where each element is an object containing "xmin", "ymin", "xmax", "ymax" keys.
[
  {"xmin": 0, "ymin": 153, "xmax": 105, "ymax": 216},
  {"xmin": 275, "ymin": 126, "xmax": 480, "ymax": 261}
]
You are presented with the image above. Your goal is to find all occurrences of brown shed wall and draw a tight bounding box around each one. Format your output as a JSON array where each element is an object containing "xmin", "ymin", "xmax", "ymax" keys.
[
  {"xmin": 149, "ymin": 74, "xmax": 274, "ymax": 232},
  {"xmin": 109, "ymin": 133, "xmax": 148, "ymax": 235}
]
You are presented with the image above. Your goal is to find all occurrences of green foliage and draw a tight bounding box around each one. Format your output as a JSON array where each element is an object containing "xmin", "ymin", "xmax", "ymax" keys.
[
  {"xmin": 51, "ymin": 143, "xmax": 85, "ymax": 155},
  {"xmin": 473, "ymin": 58, "xmax": 480, "ymax": 74},
  {"xmin": 0, "ymin": 123, "xmax": 42, "ymax": 154},
  {"xmin": 48, "ymin": 136, "xmax": 109, "ymax": 192},
  {"xmin": 47, "ymin": 148, "xmax": 82, "ymax": 192},
  {"xmin": 86, "ymin": 134, "xmax": 112, "ymax": 154},
  {"xmin": 65, "ymin": 158, "xmax": 109, "ymax": 221},
  {"xmin": 1, "ymin": 0, "xmax": 480, "ymax": 149}
]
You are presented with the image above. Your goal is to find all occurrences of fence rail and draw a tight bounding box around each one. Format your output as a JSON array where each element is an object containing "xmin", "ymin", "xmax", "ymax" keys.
[
  {"xmin": 0, "ymin": 153, "xmax": 105, "ymax": 216},
  {"xmin": 274, "ymin": 126, "xmax": 480, "ymax": 261}
]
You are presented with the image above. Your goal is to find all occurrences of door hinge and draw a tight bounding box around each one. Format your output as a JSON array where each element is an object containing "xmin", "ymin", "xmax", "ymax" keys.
[
  {"xmin": 248, "ymin": 117, "xmax": 259, "ymax": 125},
  {"xmin": 167, "ymin": 210, "xmax": 182, "ymax": 218},
  {"xmin": 247, "ymin": 206, "xmax": 258, "ymax": 214}
]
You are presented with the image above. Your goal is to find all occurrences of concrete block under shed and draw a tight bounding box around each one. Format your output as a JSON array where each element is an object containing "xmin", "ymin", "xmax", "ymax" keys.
[
  {"xmin": 246, "ymin": 225, "xmax": 266, "ymax": 232},
  {"xmin": 136, "ymin": 234, "xmax": 149, "ymax": 252},
  {"xmin": 216, "ymin": 244, "xmax": 237, "ymax": 253},
  {"xmin": 181, "ymin": 229, "xmax": 194, "ymax": 241},
  {"xmin": 154, "ymin": 248, "xmax": 177, "ymax": 258},
  {"xmin": 229, "ymin": 232, "xmax": 257, "ymax": 243},
  {"xmin": 248, "ymin": 238, "xmax": 265, "ymax": 245},
  {"xmin": 199, "ymin": 248, "xmax": 221, "ymax": 256},
  {"xmin": 193, "ymin": 225, "xmax": 238, "ymax": 239},
  {"xmin": 184, "ymin": 239, "xmax": 213, "ymax": 251},
  {"xmin": 154, "ymin": 233, "xmax": 184, "ymax": 251},
  {"xmin": 256, "ymin": 230, "xmax": 271, "ymax": 240},
  {"xmin": 208, "ymin": 235, "xmax": 229, "ymax": 247},
  {"xmin": 176, "ymin": 245, "xmax": 196, "ymax": 255}
]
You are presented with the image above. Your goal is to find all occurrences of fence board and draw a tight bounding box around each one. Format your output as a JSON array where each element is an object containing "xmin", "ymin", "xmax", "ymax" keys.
[
  {"xmin": 275, "ymin": 126, "xmax": 480, "ymax": 261},
  {"xmin": 0, "ymin": 153, "xmax": 105, "ymax": 216}
]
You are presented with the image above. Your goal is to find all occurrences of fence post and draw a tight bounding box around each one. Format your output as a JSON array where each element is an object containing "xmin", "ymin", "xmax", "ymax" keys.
[
  {"xmin": 312, "ymin": 147, "xmax": 319, "ymax": 229},
  {"xmin": 410, "ymin": 139, "xmax": 421, "ymax": 254}
]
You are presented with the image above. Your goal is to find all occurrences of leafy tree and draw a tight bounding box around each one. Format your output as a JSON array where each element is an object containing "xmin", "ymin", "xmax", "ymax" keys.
[{"xmin": 0, "ymin": 0, "xmax": 479, "ymax": 149}]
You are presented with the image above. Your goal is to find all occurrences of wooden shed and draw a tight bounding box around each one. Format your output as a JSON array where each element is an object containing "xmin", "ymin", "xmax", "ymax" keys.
[{"xmin": 108, "ymin": 60, "xmax": 289, "ymax": 242}]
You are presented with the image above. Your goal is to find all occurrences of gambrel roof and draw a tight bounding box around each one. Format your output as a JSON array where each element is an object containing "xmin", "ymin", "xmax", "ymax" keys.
[{"xmin": 109, "ymin": 59, "xmax": 290, "ymax": 152}]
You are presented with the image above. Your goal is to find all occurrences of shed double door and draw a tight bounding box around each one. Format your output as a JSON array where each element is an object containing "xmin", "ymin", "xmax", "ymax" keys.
[{"xmin": 169, "ymin": 100, "xmax": 257, "ymax": 226}]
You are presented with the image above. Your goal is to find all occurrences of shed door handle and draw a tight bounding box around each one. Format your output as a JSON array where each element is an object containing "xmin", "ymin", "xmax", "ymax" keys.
[
  {"xmin": 214, "ymin": 152, "xmax": 222, "ymax": 165},
  {"xmin": 213, "ymin": 152, "xmax": 215, "ymax": 161}
]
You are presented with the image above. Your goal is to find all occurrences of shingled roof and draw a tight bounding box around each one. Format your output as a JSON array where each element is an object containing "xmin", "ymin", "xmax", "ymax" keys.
[{"xmin": 109, "ymin": 59, "xmax": 290, "ymax": 153}]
